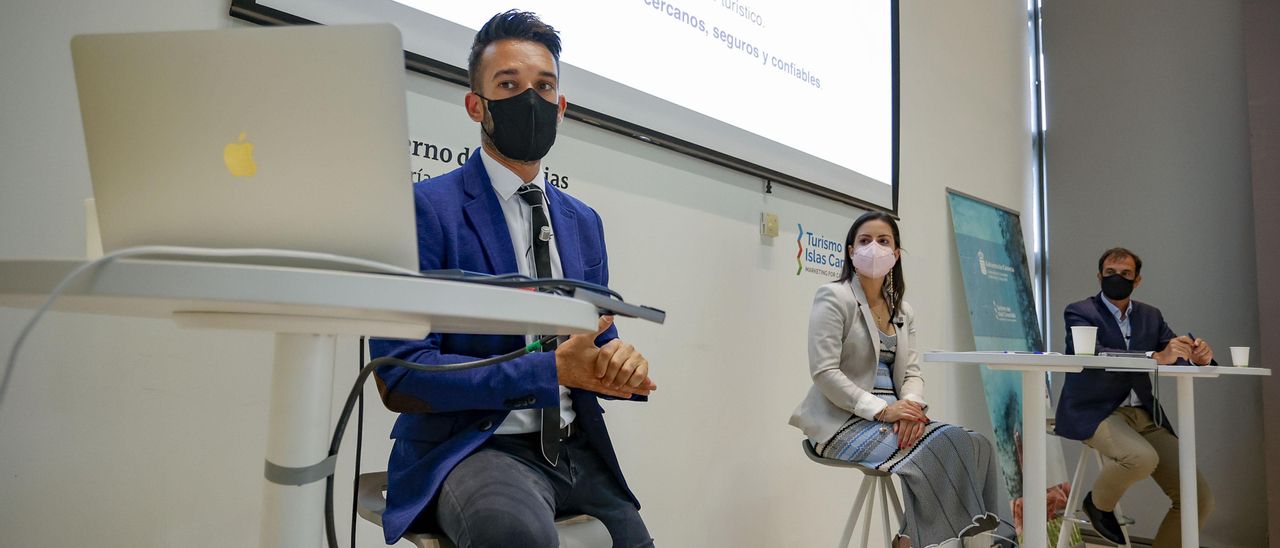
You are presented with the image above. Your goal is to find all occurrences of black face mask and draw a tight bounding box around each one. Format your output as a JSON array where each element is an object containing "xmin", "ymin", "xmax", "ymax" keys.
[
  {"xmin": 1101, "ymin": 273, "xmax": 1135, "ymax": 301},
  {"xmin": 480, "ymin": 88, "xmax": 559, "ymax": 162}
]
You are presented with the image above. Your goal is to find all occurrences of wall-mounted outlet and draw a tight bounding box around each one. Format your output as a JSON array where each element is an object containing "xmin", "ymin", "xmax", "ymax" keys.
[{"xmin": 761, "ymin": 212, "xmax": 780, "ymax": 237}]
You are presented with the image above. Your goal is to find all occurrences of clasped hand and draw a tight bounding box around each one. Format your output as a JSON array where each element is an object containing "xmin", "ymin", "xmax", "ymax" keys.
[
  {"xmin": 1153, "ymin": 335, "xmax": 1213, "ymax": 365},
  {"xmin": 878, "ymin": 400, "xmax": 929, "ymax": 449},
  {"xmin": 555, "ymin": 316, "xmax": 657, "ymax": 398}
]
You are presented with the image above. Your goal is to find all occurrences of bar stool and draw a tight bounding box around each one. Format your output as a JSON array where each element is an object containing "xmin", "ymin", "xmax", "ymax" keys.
[
  {"xmin": 802, "ymin": 440, "xmax": 905, "ymax": 548},
  {"xmin": 355, "ymin": 471, "xmax": 611, "ymax": 548},
  {"xmin": 1055, "ymin": 445, "xmax": 1135, "ymax": 548}
]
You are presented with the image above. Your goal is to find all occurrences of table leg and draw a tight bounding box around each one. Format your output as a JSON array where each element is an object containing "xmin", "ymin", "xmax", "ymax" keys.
[
  {"xmin": 1024, "ymin": 369, "xmax": 1048, "ymax": 548},
  {"xmin": 1176, "ymin": 376, "xmax": 1198, "ymax": 548},
  {"xmin": 259, "ymin": 333, "xmax": 336, "ymax": 548}
]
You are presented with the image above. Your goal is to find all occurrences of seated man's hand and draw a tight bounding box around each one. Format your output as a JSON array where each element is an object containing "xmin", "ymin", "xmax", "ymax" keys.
[
  {"xmin": 595, "ymin": 336, "xmax": 655, "ymax": 393},
  {"xmin": 1154, "ymin": 336, "xmax": 1194, "ymax": 364},
  {"xmin": 555, "ymin": 316, "xmax": 654, "ymax": 398},
  {"xmin": 1190, "ymin": 337, "xmax": 1214, "ymax": 365}
]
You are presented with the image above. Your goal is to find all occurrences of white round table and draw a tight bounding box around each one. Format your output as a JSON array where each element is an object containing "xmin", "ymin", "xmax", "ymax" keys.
[{"xmin": 0, "ymin": 258, "xmax": 601, "ymax": 548}]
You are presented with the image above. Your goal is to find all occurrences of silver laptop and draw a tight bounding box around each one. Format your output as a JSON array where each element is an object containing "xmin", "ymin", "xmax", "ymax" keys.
[{"xmin": 71, "ymin": 24, "xmax": 418, "ymax": 272}]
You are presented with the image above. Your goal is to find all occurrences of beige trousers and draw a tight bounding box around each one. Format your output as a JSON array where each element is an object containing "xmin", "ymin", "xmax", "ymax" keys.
[{"xmin": 1083, "ymin": 406, "xmax": 1214, "ymax": 548}]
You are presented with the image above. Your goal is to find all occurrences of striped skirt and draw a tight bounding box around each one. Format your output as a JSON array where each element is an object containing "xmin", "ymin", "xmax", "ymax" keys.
[{"xmin": 816, "ymin": 416, "xmax": 1009, "ymax": 547}]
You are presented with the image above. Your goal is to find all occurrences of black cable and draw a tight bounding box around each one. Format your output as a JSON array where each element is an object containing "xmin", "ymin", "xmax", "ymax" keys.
[
  {"xmin": 324, "ymin": 335, "xmax": 559, "ymax": 548},
  {"xmin": 390, "ymin": 269, "xmax": 625, "ymax": 302},
  {"xmin": 350, "ymin": 337, "xmax": 365, "ymax": 548},
  {"xmin": 441, "ymin": 275, "xmax": 621, "ymax": 301}
]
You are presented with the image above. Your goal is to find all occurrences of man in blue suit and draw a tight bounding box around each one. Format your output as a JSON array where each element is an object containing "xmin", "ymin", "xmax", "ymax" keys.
[
  {"xmin": 370, "ymin": 11, "xmax": 657, "ymax": 547},
  {"xmin": 1055, "ymin": 247, "xmax": 1214, "ymax": 547}
]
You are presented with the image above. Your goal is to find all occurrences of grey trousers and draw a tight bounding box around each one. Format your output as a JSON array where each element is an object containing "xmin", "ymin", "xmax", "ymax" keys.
[{"xmin": 436, "ymin": 430, "xmax": 654, "ymax": 548}]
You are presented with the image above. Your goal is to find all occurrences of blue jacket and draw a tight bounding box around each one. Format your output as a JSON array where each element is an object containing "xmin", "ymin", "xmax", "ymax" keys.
[
  {"xmin": 1054, "ymin": 295, "xmax": 1177, "ymax": 440},
  {"xmin": 369, "ymin": 152, "xmax": 637, "ymax": 543}
]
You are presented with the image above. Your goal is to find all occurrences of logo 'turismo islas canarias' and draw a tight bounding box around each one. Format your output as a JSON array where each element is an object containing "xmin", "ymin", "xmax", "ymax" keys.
[
  {"xmin": 796, "ymin": 223, "xmax": 845, "ymax": 276},
  {"xmin": 223, "ymin": 131, "xmax": 257, "ymax": 177}
]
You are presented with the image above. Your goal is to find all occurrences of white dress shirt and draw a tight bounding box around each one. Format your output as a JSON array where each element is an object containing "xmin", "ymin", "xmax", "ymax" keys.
[{"xmin": 479, "ymin": 147, "xmax": 575, "ymax": 434}]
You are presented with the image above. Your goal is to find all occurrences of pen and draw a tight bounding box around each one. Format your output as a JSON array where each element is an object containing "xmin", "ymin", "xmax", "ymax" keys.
[{"xmin": 1183, "ymin": 332, "xmax": 1198, "ymax": 366}]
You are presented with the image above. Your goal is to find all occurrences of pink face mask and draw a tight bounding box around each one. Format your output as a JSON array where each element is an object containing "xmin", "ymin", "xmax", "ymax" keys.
[{"xmin": 851, "ymin": 241, "xmax": 897, "ymax": 279}]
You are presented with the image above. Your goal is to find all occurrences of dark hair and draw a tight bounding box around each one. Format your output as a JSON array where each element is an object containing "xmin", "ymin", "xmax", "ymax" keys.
[
  {"xmin": 468, "ymin": 10, "xmax": 562, "ymax": 91},
  {"xmin": 837, "ymin": 211, "xmax": 906, "ymax": 321},
  {"xmin": 1098, "ymin": 247, "xmax": 1142, "ymax": 275}
]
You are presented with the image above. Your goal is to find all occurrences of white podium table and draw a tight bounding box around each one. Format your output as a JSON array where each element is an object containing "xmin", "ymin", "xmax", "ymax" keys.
[
  {"xmin": 922, "ymin": 352, "xmax": 1155, "ymax": 548},
  {"xmin": 0, "ymin": 258, "xmax": 601, "ymax": 548},
  {"xmin": 1155, "ymin": 365, "xmax": 1269, "ymax": 548}
]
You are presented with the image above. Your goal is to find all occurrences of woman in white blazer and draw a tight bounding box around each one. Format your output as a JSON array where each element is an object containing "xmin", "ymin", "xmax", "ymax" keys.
[{"xmin": 790, "ymin": 212, "xmax": 1009, "ymax": 548}]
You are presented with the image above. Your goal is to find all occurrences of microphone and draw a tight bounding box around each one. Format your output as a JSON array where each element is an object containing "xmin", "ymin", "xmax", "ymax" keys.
[{"xmin": 538, "ymin": 226, "xmax": 554, "ymax": 242}]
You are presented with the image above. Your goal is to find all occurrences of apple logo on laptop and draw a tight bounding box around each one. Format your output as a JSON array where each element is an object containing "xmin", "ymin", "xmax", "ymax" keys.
[{"xmin": 223, "ymin": 131, "xmax": 257, "ymax": 177}]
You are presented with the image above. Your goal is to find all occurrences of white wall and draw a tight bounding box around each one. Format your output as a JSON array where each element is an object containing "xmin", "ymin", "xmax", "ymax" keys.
[
  {"xmin": 0, "ymin": 1, "xmax": 1034, "ymax": 546},
  {"xmin": 1042, "ymin": 1, "xmax": 1264, "ymax": 546}
]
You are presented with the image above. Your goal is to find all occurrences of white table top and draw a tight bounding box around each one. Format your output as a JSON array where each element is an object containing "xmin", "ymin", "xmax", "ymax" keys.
[
  {"xmin": 924, "ymin": 351, "xmax": 1155, "ymax": 370},
  {"xmin": 0, "ymin": 258, "xmax": 601, "ymax": 338},
  {"xmin": 1157, "ymin": 364, "xmax": 1271, "ymax": 377}
]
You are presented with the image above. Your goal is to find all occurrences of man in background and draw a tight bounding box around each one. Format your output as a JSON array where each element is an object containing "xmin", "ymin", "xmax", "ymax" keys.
[{"xmin": 1055, "ymin": 247, "xmax": 1214, "ymax": 547}]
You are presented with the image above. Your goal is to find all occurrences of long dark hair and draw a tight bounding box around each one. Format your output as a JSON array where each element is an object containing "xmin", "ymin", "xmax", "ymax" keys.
[{"xmin": 836, "ymin": 211, "xmax": 906, "ymax": 321}]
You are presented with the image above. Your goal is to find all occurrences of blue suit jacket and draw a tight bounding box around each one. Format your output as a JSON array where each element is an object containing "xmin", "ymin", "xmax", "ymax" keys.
[
  {"xmin": 1054, "ymin": 295, "xmax": 1178, "ymax": 440},
  {"xmin": 368, "ymin": 152, "xmax": 638, "ymax": 543}
]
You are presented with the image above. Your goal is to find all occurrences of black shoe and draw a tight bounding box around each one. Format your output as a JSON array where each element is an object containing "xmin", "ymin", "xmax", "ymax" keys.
[{"xmin": 1083, "ymin": 492, "xmax": 1127, "ymax": 545}]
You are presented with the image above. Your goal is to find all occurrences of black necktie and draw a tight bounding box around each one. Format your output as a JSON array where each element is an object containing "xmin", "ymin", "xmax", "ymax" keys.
[{"xmin": 517, "ymin": 184, "xmax": 562, "ymax": 465}]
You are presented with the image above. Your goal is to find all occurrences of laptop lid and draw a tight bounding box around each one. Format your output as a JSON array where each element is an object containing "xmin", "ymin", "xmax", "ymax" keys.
[{"xmin": 71, "ymin": 24, "xmax": 418, "ymax": 272}]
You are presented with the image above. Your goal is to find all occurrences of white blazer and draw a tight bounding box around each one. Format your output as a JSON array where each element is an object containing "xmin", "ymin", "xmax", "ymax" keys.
[{"xmin": 789, "ymin": 279, "xmax": 927, "ymax": 444}]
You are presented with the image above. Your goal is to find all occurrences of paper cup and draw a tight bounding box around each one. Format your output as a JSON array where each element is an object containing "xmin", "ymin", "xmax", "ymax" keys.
[
  {"xmin": 1071, "ymin": 326, "xmax": 1098, "ymax": 356},
  {"xmin": 1230, "ymin": 346, "xmax": 1250, "ymax": 367}
]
